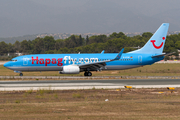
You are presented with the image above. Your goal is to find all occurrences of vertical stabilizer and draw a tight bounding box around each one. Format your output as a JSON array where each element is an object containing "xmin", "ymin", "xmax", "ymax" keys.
[{"xmin": 129, "ymin": 23, "xmax": 169, "ymax": 54}]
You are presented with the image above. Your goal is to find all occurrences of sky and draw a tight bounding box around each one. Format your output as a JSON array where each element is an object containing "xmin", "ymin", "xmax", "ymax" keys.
[{"xmin": 0, "ymin": 0, "xmax": 180, "ymax": 37}]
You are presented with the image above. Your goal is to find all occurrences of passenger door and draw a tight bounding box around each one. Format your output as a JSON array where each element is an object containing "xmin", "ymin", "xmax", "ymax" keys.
[
  {"xmin": 138, "ymin": 55, "xmax": 142, "ymax": 64},
  {"xmin": 23, "ymin": 57, "xmax": 28, "ymax": 65}
]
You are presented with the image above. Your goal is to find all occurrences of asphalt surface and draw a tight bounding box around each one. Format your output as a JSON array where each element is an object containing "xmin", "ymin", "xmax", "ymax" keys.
[{"xmin": 0, "ymin": 79, "xmax": 180, "ymax": 91}]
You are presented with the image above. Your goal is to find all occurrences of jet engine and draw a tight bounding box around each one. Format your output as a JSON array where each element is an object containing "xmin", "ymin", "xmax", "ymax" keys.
[{"xmin": 59, "ymin": 65, "xmax": 80, "ymax": 74}]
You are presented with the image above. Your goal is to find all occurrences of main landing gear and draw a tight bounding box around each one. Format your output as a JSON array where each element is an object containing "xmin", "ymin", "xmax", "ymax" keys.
[
  {"xmin": 84, "ymin": 71, "xmax": 92, "ymax": 76},
  {"xmin": 19, "ymin": 73, "xmax": 23, "ymax": 76}
]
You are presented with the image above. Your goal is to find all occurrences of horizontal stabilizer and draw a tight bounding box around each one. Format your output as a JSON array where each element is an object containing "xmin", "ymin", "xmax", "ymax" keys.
[{"xmin": 151, "ymin": 52, "xmax": 175, "ymax": 58}]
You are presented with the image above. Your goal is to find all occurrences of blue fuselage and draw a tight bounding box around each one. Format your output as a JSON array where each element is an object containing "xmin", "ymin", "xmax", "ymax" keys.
[{"xmin": 4, "ymin": 53, "xmax": 164, "ymax": 72}]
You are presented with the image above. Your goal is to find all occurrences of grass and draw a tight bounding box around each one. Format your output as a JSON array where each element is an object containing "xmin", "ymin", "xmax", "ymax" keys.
[
  {"xmin": 37, "ymin": 87, "xmax": 53, "ymax": 95},
  {"xmin": 72, "ymin": 93, "xmax": 84, "ymax": 98},
  {"xmin": 27, "ymin": 89, "xmax": 33, "ymax": 94},
  {"xmin": 1, "ymin": 63, "xmax": 180, "ymax": 77},
  {"xmin": 0, "ymin": 88, "xmax": 180, "ymax": 119}
]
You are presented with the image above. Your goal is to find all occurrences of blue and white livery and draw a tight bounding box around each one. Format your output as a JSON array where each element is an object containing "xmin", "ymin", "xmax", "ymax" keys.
[{"xmin": 4, "ymin": 23, "xmax": 169, "ymax": 76}]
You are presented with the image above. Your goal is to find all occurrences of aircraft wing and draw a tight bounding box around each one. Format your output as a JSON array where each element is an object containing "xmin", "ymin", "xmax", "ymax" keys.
[
  {"xmin": 151, "ymin": 52, "xmax": 175, "ymax": 58},
  {"xmin": 79, "ymin": 48, "xmax": 124, "ymax": 71},
  {"xmin": 79, "ymin": 60, "xmax": 109, "ymax": 71}
]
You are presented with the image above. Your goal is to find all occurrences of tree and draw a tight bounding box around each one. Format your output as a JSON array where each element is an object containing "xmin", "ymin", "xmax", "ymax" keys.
[
  {"xmin": 89, "ymin": 35, "xmax": 107, "ymax": 44},
  {"xmin": 175, "ymin": 41, "xmax": 180, "ymax": 49},
  {"xmin": 109, "ymin": 32, "xmax": 126, "ymax": 39},
  {"xmin": 117, "ymin": 32, "xmax": 126, "ymax": 39},
  {"xmin": 14, "ymin": 41, "xmax": 21, "ymax": 52},
  {"xmin": 86, "ymin": 35, "xmax": 89, "ymax": 45},
  {"xmin": 8, "ymin": 43, "xmax": 14, "ymax": 53},
  {"xmin": 43, "ymin": 36, "xmax": 56, "ymax": 51},
  {"xmin": 64, "ymin": 35, "xmax": 77, "ymax": 48},
  {"xmin": 33, "ymin": 38, "xmax": 45, "ymax": 54},
  {"xmin": 174, "ymin": 49, "xmax": 179, "ymax": 56},
  {"xmin": 0, "ymin": 41, "xmax": 8, "ymax": 55},
  {"xmin": 142, "ymin": 32, "xmax": 153, "ymax": 38},
  {"xmin": 20, "ymin": 40, "xmax": 29, "ymax": 53},
  {"xmin": 55, "ymin": 39, "xmax": 64, "ymax": 50},
  {"xmin": 78, "ymin": 35, "xmax": 83, "ymax": 46},
  {"xmin": 109, "ymin": 32, "xmax": 118, "ymax": 38}
]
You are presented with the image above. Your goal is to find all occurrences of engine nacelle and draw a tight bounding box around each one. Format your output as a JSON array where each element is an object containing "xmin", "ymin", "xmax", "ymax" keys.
[{"xmin": 59, "ymin": 65, "xmax": 80, "ymax": 74}]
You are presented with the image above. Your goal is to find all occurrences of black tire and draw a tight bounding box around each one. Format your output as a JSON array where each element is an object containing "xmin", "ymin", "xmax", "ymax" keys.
[
  {"xmin": 84, "ymin": 72, "xmax": 88, "ymax": 76},
  {"xmin": 87, "ymin": 72, "xmax": 92, "ymax": 76},
  {"xmin": 20, "ymin": 73, "xmax": 23, "ymax": 76}
]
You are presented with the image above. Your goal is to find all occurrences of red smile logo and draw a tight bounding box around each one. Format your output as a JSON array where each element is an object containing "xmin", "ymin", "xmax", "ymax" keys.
[{"xmin": 150, "ymin": 37, "xmax": 165, "ymax": 49}]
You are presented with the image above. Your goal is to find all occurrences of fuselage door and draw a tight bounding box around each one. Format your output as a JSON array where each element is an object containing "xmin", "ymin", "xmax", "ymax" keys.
[
  {"xmin": 23, "ymin": 57, "xmax": 28, "ymax": 65},
  {"xmin": 138, "ymin": 55, "xmax": 142, "ymax": 64}
]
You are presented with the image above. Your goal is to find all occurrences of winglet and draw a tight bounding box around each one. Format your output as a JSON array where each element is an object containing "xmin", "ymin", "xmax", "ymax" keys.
[
  {"xmin": 114, "ymin": 48, "xmax": 124, "ymax": 60},
  {"xmin": 101, "ymin": 50, "xmax": 105, "ymax": 54}
]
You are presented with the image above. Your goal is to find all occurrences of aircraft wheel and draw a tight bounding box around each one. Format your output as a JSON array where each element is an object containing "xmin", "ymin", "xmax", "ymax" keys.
[
  {"xmin": 19, "ymin": 73, "xmax": 23, "ymax": 76},
  {"xmin": 84, "ymin": 72, "xmax": 88, "ymax": 76},
  {"xmin": 87, "ymin": 72, "xmax": 92, "ymax": 76}
]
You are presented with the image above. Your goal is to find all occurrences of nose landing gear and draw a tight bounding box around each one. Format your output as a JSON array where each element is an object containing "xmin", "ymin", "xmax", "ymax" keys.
[
  {"xmin": 19, "ymin": 73, "xmax": 23, "ymax": 76},
  {"xmin": 14, "ymin": 71, "xmax": 23, "ymax": 76},
  {"xmin": 84, "ymin": 71, "xmax": 92, "ymax": 76}
]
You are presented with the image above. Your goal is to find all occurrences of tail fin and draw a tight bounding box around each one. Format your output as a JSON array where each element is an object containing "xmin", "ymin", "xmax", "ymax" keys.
[{"xmin": 129, "ymin": 23, "xmax": 169, "ymax": 54}]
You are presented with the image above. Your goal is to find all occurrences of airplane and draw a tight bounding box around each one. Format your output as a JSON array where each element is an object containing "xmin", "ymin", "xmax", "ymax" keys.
[{"xmin": 4, "ymin": 23, "xmax": 169, "ymax": 76}]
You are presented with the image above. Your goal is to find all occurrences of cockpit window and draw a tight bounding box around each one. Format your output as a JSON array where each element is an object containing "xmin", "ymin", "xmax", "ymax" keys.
[{"xmin": 11, "ymin": 59, "xmax": 17, "ymax": 62}]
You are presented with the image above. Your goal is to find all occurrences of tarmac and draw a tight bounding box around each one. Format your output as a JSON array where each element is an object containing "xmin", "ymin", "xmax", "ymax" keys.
[{"xmin": 0, "ymin": 79, "xmax": 180, "ymax": 91}]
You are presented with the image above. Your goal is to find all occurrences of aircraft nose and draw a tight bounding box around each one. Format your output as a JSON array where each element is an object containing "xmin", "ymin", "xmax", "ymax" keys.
[{"xmin": 4, "ymin": 62, "xmax": 11, "ymax": 68}]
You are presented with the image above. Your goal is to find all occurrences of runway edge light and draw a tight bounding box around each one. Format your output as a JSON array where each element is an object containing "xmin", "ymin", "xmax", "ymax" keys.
[
  {"xmin": 124, "ymin": 86, "xmax": 132, "ymax": 89},
  {"xmin": 167, "ymin": 87, "xmax": 175, "ymax": 93},
  {"xmin": 167, "ymin": 87, "xmax": 175, "ymax": 90}
]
